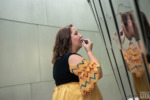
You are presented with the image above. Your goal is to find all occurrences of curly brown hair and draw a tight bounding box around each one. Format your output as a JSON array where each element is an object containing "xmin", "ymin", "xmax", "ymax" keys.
[{"xmin": 52, "ymin": 24, "xmax": 73, "ymax": 64}]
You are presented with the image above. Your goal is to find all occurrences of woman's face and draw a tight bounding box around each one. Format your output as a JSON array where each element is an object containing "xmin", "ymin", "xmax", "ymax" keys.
[
  {"xmin": 71, "ymin": 27, "xmax": 83, "ymax": 50},
  {"xmin": 120, "ymin": 15, "xmax": 134, "ymax": 40},
  {"xmin": 127, "ymin": 16, "xmax": 134, "ymax": 37}
]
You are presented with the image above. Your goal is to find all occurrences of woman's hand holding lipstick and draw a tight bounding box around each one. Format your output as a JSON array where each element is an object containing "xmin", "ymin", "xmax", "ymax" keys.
[{"xmin": 82, "ymin": 39, "xmax": 93, "ymax": 53}]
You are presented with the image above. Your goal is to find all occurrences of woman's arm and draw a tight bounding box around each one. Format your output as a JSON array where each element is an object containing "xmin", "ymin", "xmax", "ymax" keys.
[
  {"xmin": 87, "ymin": 51, "xmax": 100, "ymax": 65},
  {"xmin": 69, "ymin": 39, "xmax": 102, "ymax": 95}
]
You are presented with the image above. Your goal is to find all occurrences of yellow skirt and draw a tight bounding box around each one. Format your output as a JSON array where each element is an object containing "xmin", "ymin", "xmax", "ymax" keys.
[
  {"xmin": 132, "ymin": 72, "xmax": 149, "ymax": 100},
  {"xmin": 52, "ymin": 82, "xmax": 103, "ymax": 100}
]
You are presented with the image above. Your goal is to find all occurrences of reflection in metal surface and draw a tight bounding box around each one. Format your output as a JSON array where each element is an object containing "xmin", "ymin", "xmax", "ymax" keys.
[
  {"xmin": 87, "ymin": 0, "xmax": 150, "ymax": 99},
  {"xmin": 118, "ymin": 11, "xmax": 150, "ymax": 100}
]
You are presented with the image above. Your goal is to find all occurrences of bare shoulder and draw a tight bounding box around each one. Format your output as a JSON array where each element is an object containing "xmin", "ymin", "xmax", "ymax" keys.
[{"xmin": 68, "ymin": 54, "xmax": 83, "ymax": 66}]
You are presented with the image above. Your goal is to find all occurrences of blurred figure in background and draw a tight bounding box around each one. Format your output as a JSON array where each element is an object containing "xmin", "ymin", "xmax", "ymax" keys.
[
  {"xmin": 115, "ymin": 11, "xmax": 149, "ymax": 100},
  {"xmin": 119, "ymin": 11, "xmax": 149, "ymax": 100}
]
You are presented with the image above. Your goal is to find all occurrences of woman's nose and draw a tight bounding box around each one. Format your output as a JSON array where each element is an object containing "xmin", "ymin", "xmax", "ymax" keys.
[{"xmin": 80, "ymin": 34, "xmax": 82, "ymax": 38}]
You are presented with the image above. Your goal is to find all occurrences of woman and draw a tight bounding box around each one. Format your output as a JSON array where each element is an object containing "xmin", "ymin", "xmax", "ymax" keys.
[
  {"xmin": 119, "ymin": 12, "xmax": 149, "ymax": 100},
  {"xmin": 52, "ymin": 24, "xmax": 103, "ymax": 100}
]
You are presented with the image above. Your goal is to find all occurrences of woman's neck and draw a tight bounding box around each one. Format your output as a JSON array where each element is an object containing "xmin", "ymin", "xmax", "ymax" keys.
[{"xmin": 71, "ymin": 48, "xmax": 78, "ymax": 53}]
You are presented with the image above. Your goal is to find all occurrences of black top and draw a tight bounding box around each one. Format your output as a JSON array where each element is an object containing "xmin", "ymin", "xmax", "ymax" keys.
[{"xmin": 53, "ymin": 53, "xmax": 81, "ymax": 86}]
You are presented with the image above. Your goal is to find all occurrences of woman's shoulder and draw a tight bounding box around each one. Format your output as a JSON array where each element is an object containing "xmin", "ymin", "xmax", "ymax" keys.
[
  {"xmin": 55, "ymin": 53, "xmax": 82, "ymax": 65},
  {"xmin": 68, "ymin": 53, "xmax": 84, "ymax": 66}
]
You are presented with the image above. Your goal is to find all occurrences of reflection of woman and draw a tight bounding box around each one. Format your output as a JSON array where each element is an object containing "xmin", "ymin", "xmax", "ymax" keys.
[
  {"xmin": 52, "ymin": 25, "xmax": 103, "ymax": 100},
  {"xmin": 119, "ymin": 12, "xmax": 149, "ymax": 100}
]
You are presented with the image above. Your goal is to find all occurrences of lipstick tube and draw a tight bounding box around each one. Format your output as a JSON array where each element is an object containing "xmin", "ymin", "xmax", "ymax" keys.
[{"xmin": 81, "ymin": 39, "xmax": 88, "ymax": 44}]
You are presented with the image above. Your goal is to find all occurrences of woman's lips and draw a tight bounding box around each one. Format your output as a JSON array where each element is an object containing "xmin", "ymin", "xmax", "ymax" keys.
[{"xmin": 81, "ymin": 39, "xmax": 84, "ymax": 42}]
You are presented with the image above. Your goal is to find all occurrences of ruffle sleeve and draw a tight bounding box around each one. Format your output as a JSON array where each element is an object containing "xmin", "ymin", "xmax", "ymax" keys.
[
  {"xmin": 69, "ymin": 58, "xmax": 102, "ymax": 95},
  {"xmin": 122, "ymin": 48, "xmax": 145, "ymax": 78}
]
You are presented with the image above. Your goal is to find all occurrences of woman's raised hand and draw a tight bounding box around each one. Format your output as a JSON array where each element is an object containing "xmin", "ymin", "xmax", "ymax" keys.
[{"xmin": 83, "ymin": 39, "xmax": 93, "ymax": 53}]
